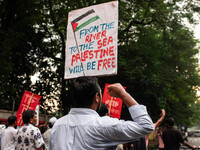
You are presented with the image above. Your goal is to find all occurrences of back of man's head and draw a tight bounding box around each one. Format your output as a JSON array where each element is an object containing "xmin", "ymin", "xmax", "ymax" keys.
[
  {"xmin": 39, "ymin": 125, "xmax": 47, "ymax": 134},
  {"xmin": 71, "ymin": 77, "xmax": 100, "ymax": 107},
  {"xmin": 22, "ymin": 110, "xmax": 36, "ymax": 124},
  {"xmin": 165, "ymin": 117, "xmax": 175, "ymax": 127},
  {"xmin": 8, "ymin": 116, "xmax": 17, "ymax": 126}
]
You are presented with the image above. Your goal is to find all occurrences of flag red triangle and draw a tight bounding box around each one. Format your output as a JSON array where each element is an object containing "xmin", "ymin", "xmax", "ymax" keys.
[{"xmin": 72, "ymin": 22, "xmax": 78, "ymax": 31}]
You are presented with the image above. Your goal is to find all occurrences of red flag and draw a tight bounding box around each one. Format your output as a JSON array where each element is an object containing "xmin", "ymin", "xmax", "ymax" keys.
[
  {"xmin": 102, "ymin": 83, "xmax": 126, "ymax": 119},
  {"xmin": 71, "ymin": 22, "xmax": 78, "ymax": 31},
  {"xmin": 16, "ymin": 91, "xmax": 42, "ymax": 126}
]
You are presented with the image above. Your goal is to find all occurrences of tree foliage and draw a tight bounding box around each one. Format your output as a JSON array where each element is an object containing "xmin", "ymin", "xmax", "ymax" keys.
[
  {"xmin": 0, "ymin": 0, "xmax": 45, "ymax": 110},
  {"xmin": 0, "ymin": 0, "xmax": 200, "ymax": 126}
]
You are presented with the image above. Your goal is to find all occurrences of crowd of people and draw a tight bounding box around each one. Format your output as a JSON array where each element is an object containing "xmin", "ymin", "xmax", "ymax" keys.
[
  {"xmin": 0, "ymin": 77, "xmax": 198, "ymax": 150},
  {"xmin": 0, "ymin": 111, "xmax": 57, "ymax": 150}
]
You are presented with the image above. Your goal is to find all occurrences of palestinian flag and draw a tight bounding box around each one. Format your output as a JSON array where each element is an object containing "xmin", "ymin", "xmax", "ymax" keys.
[{"xmin": 71, "ymin": 9, "xmax": 100, "ymax": 32}]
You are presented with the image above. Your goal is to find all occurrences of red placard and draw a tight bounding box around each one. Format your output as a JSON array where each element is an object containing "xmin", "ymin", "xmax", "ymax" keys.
[
  {"xmin": 102, "ymin": 83, "xmax": 126, "ymax": 119},
  {"xmin": 16, "ymin": 91, "xmax": 42, "ymax": 126}
]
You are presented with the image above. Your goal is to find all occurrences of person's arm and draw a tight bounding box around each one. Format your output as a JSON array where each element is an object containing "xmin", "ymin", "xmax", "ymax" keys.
[
  {"xmin": 106, "ymin": 83, "xmax": 154, "ymax": 136},
  {"xmin": 154, "ymin": 109, "xmax": 165, "ymax": 129},
  {"xmin": 35, "ymin": 128, "xmax": 45, "ymax": 150},
  {"xmin": 107, "ymin": 83, "xmax": 138, "ymax": 107},
  {"xmin": 154, "ymin": 129, "xmax": 159, "ymax": 138},
  {"xmin": 182, "ymin": 141, "xmax": 196, "ymax": 149}
]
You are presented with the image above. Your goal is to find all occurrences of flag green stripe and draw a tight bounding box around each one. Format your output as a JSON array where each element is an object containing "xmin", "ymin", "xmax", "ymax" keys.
[
  {"xmin": 75, "ymin": 15, "xmax": 100, "ymax": 32},
  {"xmin": 72, "ymin": 9, "xmax": 95, "ymax": 23}
]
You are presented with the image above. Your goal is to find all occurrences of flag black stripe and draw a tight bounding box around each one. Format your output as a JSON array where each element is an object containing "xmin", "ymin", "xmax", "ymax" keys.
[
  {"xmin": 75, "ymin": 15, "xmax": 99, "ymax": 32},
  {"xmin": 72, "ymin": 9, "xmax": 95, "ymax": 23}
]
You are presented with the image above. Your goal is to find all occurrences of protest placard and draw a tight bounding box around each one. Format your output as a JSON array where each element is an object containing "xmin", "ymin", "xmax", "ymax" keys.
[
  {"xmin": 102, "ymin": 83, "xmax": 126, "ymax": 119},
  {"xmin": 65, "ymin": 1, "xmax": 118, "ymax": 79},
  {"xmin": 16, "ymin": 91, "xmax": 42, "ymax": 126},
  {"xmin": 35, "ymin": 103, "xmax": 40, "ymax": 126}
]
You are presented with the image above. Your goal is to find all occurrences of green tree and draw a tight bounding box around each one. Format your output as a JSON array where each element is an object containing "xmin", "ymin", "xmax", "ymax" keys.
[
  {"xmin": 0, "ymin": 0, "xmax": 45, "ymax": 110},
  {"xmin": 115, "ymin": 0, "xmax": 200, "ymax": 126}
]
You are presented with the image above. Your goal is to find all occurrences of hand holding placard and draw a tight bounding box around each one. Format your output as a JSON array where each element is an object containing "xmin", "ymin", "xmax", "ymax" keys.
[
  {"xmin": 107, "ymin": 83, "xmax": 126, "ymax": 98},
  {"xmin": 107, "ymin": 83, "xmax": 138, "ymax": 108},
  {"xmin": 102, "ymin": 83, "xmax": 125, "ymax": 119}
]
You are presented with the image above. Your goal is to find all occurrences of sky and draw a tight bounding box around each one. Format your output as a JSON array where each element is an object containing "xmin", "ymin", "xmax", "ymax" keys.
[
  {"xmin": 193, "ymin": 24, "xmax": 200, "ymax": 64},
  {"xmin": 194, "ymin": 24, "xmax": 200, "ymax": 40}
]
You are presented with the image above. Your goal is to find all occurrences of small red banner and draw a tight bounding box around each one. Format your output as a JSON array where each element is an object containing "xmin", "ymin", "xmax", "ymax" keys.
[
  {"xmin": 16, "ymin": 91, "xmax": 42, "ymax": 126},
  {"xmin": 102, "ymin": 83, "xmax": 126, "ymax": 119}
]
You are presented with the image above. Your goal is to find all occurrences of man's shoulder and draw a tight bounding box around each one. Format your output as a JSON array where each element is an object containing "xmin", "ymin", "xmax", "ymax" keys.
[
  {"xmin": 9, "ymin": 126, "xmax": 17, "ymax": 131},
  {"xmin": 43, "ymin": 128, "xmax": 51, "ymax": 135},
  {"xmin": 53, "ymin": 115, "xmax": 67, "ymax": 126},
  {"xmin": 98, "ymin": 116, "xmax": 121, "ymax": 122},
  {"xmin": 93, "ymin": 116, "xmax": 125, "ymax": 128},
  {"xmin": 164, "ymin": 127, "xmax": 181, "ymax": 134},
  {"xmin": 30, "ymin": 126, "xmax": 41, "ymax": 133},
  {"xmin": 54, "ymin": 114, "xmax": 122, "ymax": 128},
  {"xmin": 2, "ymin": 127, "xmax": 16, "ymax": 134},
  {"xmin": 10, "ymin": 127, "xmax": 18, "ymax": 134},
  {"xmin": 170, "ymin": 127, "xmax": 180, "ymax": 133},
  {"xmin": 21, "ymin": 124, "xmax": 40, "ymax": 132}
]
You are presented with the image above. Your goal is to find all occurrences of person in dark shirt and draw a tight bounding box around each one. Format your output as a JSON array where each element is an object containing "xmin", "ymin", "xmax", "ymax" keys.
[
  {"xmin": 127, "ymin": 137, "xmax": 146, "ymax": 150},
  {"xmin": 163, "ymin": 117, "xmax": 196, "ymax": 150}
]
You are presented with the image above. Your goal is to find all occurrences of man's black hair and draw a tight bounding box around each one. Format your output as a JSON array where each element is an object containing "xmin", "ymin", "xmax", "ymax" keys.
[
  {"xmin": 48, "ymin": 122, "xmax": 53, "ymax": 128},
  {"xmin": 165, "ymin": 117, "xmax": 175, "ymax": 126},
  {"xmin": 97, "ymin": 103, "xmax": 109, "ymax": 116},
  {"xmin": 39, "ymin": 125, "xmax": 47, "ymax": 134},
  {"xmin": 8, "ymin": 116, "xmax": 17, "ymax": 126},
  {"xmin": 71, "ymin": 77, "xmax": 100, "ymax": 107},
  {"xmin": 22, "ymin": 110, "xmax": 37, "ymax": 124}
]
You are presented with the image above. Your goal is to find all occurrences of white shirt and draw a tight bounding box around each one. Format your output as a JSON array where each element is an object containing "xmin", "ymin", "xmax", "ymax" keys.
[
  {"xmin": 1, "ymin": 126, "xmax": 18, "ymax": 150},
  {"xmin": 50, "ymin": 105, "xmax": 154, "ymax": 150},
  {"xmin": 43, "ymin": 129, "xmax": 51, "ymax": 150},
  {"xmin": 15, "ymin": 123, "xmax": 44, "ymax": 150}
]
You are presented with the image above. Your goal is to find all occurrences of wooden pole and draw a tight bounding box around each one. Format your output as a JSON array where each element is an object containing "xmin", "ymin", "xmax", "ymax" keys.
[
  {"xmin": 11, "ymin": 96, "xmax": 17, "ymax": 115},
  {"xmin": 26, "ymin": 93, "xmax": 34, "ymax": 111},
  {"xmin": 108, "ymin": 97, "xmax": 113, "ymax": 116}
]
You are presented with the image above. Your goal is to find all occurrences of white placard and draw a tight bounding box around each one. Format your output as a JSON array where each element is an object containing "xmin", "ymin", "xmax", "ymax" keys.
[
  {"xmin": 35, "ymin": 104, "xmax": 39, "ymax": 126},
  {"xmin": 64, "ymin": 1, "xmax": 118, "ymax": 79}
]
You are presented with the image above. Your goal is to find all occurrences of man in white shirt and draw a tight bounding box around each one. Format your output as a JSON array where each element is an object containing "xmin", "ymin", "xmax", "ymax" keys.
[
  {"xmin": 1, "ymin": 116, "xmax": 18, "ymax": 150},
  {"xmin": 50, "ymin": 77, "xmax": 154, "ymax": 150},
  {"xmin": 43, "ymin": 117, "xmax": 57, "ymax": 150},
  {"xmin": 15, "ymin": 110, "xmax": 45, "ymax": 150}
]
